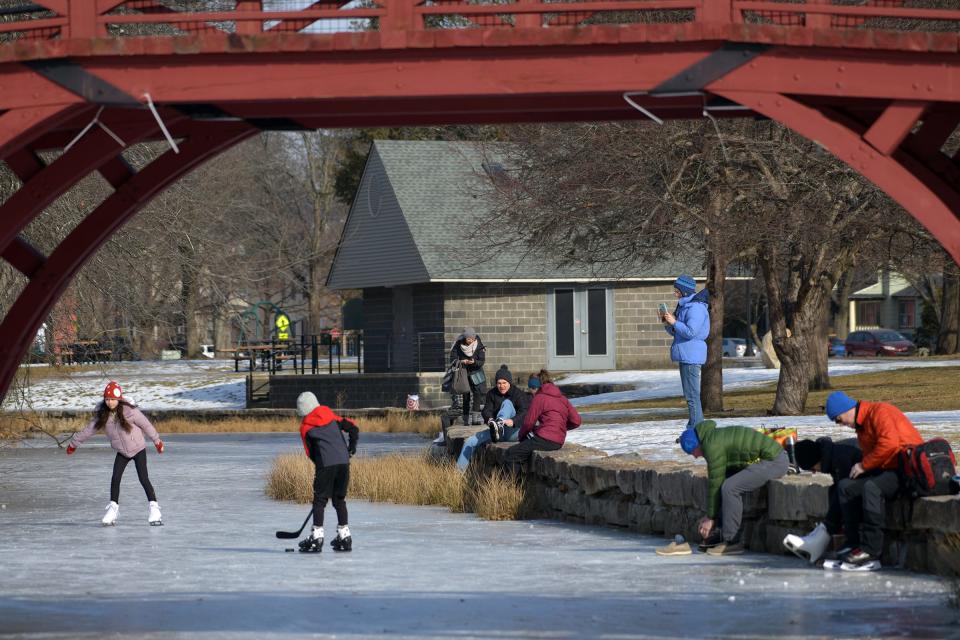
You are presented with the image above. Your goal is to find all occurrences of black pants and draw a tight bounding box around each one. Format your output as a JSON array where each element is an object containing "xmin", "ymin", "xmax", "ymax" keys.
[
  {"xmin": 110, "ymin": 449, "xmax": 156, "ymax": 503},
  {"xmin": 503, "ymin": 435, "xmax": 562, "ymax": 476},
  {"xmin": 837, "ymin": 470, "xmax": 900, "ymax": 556},
  {"xmin": 313, "ymin": 463, "xmax": 349, "ymax": 527},
  {"xmin": 461, "ymin": 383, "xmax": 485, "ymax": 419}
]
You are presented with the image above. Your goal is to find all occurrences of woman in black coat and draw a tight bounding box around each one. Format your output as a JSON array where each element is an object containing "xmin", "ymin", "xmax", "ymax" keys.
[{"xmin": 449, "ymin": 327, "xmax": 486, "ymax": 425}]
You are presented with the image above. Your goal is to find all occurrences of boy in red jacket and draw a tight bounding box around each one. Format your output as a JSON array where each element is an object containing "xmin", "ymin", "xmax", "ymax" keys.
[
  {"xmin": 504, "ymin": 370, "xmax": 581, "ymax": 476},
  {"xmin": 296, "ymin": 391, "xmax": 359, "ymax": 553}
]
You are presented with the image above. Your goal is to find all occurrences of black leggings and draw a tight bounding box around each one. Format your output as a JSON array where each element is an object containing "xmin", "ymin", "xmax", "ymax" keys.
[
  {"xmin": 313, "ymin": 463, "xmax": 349, "ymax": 527},
  {"xmin": 110, "ymin": 449, "xmax": 157, "ymax": 503}
]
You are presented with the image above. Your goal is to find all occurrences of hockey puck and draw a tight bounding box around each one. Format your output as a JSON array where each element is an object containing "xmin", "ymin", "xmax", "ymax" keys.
[{"xmin": 285, "ymin": 548, "xmax": 295, "ymax": 552}]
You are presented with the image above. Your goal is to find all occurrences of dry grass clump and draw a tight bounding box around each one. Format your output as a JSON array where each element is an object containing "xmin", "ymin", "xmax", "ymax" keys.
[{"xmin": 264, "ymin": 449, "xmax": 527, "ymax": 521}]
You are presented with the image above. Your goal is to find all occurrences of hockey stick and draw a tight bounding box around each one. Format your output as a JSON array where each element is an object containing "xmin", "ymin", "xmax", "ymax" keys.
[{"xmin": 275, "ymin": 508, "xmax": 314, "ymax": 539}]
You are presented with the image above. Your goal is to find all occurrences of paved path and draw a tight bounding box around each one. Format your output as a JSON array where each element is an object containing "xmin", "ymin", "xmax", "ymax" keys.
[{"xmin": 0, "ymin": 434, "xmax": 957, "ymax": 639}]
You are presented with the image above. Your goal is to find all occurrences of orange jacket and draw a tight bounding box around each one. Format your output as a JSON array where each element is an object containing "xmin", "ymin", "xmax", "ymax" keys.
[{"xmin": 855, "ymin": 401, "xmax": 922, "ymax": 471}]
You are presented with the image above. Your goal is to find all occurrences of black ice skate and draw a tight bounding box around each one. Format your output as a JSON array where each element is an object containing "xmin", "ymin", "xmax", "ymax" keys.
[
  {"xmin": 298, "ymin": 527, "xmax": 323, "ymax": 553},
  {"xmin": 488, "ymin": 418, "xmax": 504, "ymax": 443},
  {"xmin": 331, "ymin": 525, "xmax": 352, "ymax": 552}
]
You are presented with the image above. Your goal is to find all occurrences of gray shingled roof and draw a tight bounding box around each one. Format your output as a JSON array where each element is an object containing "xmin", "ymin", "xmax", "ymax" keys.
[{"xmin": 330, "ymin": 139, "xmax": 703, "ymax": 286}]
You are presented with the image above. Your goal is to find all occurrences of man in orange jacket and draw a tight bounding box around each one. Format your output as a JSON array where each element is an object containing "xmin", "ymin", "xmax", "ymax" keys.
[{"xmin": 826, "ymin": 391, "xmax": 922, "ymax": 571}]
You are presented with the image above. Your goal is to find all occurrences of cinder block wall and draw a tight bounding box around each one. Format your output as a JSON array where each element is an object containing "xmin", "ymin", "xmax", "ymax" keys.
[
  {"xmin": 612, "ymin": 283, "xmax": 675, "ymax": 368},
  {"xmin": 443, "ymin": 428, "xmax": 960, "ymax": 577},
  {"xmin": 443, "ymin": 283, "xmax": 547, "ymax": 379}
]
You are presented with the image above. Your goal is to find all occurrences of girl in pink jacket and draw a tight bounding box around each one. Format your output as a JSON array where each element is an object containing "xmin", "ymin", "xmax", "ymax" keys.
[{"xmin": 67, "ymin": 381, "xmax": 165, "ymax": 526}]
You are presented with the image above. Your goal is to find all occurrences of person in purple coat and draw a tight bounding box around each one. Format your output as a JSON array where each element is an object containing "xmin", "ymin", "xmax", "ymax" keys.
[{"xmin": 66, "ymin": 381, "xmax": 165, "ymax": 526}]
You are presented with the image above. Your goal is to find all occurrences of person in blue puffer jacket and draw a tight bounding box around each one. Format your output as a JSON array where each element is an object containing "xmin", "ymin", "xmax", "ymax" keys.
[{"xmin": 660, "ymin": 274, "xmax": 710, "ymax": 430}]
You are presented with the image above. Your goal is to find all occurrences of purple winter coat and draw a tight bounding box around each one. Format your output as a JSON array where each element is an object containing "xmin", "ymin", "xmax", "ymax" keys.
[{"xmin": 69, "ymin": 403, "xmax": 161, "ymax": 458}]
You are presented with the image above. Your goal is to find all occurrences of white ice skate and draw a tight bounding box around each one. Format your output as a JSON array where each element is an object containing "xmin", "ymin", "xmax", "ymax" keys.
[
  {"xmin": 148, "ymin": 501, "xmax": 163, "ymax": 526},
  {"xmin": 101, "ymin": 501, "xmax": 119, "ymax": 526},
  {"xmin": 783, "ymin": 522, "xmax": 830, "ymax": 564}
]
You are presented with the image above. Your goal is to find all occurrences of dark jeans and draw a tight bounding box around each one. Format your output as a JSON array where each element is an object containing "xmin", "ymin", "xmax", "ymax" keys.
[
  {"xmin": 313, "ymin": 463, "xmax": 350, "ymax": 527},
  {"xmin": 837, "ymin": 470, "xmax": 900, "ymax": 556},
  {"xmin": 110, "ymin": 449, "xmax": 156, "ymax": 503},
  {"xmin": 719, "ymin": 451, "xmax": 789, "ymax": 543},
  {"xmin": 503, "ymin": 435, "xmax": 562, "ymax": 476}
]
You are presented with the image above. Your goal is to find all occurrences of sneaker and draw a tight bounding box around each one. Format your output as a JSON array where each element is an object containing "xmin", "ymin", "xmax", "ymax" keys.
[
  {"xmin": 697, "ymin": 530, "xmax": 723, "ymax": 552},
  {"xmin": 706, "ymin": 542, "xmax": 745, "ymax": 556},
  {"xmin": 655, "ymin": 541, "xmax": 692, "ymax": 556},
  {"xmin": 101, "ymin": 501, "xmax": 119, "ymax": 526},
  {"xmin": 841, "ymin": 559, "xmax": 882, "ymax": 572},
  {"xmin": 841, "ymin": 548, "xmax": 877, "ymax": 566}
]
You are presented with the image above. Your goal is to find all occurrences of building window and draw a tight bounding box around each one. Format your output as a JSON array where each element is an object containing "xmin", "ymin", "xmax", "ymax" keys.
[
  {"xmin": 857, "ymin": 301, "xmax": 880, "ymax": 326},
  {"xmin": 898, "ymin": 299, "xmax": 916, "ymax": 329}
]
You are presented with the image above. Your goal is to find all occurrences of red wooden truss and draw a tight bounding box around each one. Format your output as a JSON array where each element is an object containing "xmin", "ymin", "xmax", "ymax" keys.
[{"xmin": 0, "ymin": 0, "xmax": 958, "ymax": 400}]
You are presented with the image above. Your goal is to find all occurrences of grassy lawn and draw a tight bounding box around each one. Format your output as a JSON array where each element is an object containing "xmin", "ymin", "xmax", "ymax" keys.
[{"xmin": 579, "ymin": 366, "xmax": 960, "ymax": 419}]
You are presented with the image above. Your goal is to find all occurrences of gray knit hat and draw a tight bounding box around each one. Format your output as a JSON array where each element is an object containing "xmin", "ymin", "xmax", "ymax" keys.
[
  {"xmin": 296, "ymin": 391, "xmax": 320, "ymax": 417},
  {"xmin": 462, "ymin": 327, "xmax": 477, "ymax": 339}
]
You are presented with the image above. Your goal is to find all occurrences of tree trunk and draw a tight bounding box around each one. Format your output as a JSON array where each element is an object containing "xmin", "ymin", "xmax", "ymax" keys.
[
  {"xmin": 304, "ymin": 135, "xmax": 343, "ymax": 336},
  {"xmin": 701, "ymin": 248, "xmax": 725, "ymax": 412},
  {"xmin": 772, "ymin": 336, "xmax": 809, "ymax": 414},
  {"xmin": 937, "ymin": 260, "xmax": 959, "ymax": 354},
  {"xmin": 831, "ymin": 271, "xmax": 852, "ymax": 338},
  {"xmin": 807, "ymin": 301, "xmax": 831, "ymax": 390}
]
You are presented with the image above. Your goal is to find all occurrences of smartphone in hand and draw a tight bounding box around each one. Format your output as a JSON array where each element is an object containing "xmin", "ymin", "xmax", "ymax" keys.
[{"xmin": 658, "ymin": 303, "xmax": 668, "ymax": 320}]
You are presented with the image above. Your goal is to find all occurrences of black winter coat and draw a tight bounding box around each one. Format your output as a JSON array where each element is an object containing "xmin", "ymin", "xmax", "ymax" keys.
[
  {"xmin": 816, "ymin": 436, "xmax": 862, "ymax": 484},
  {"xmin": 481, "ymin": 385, "xmax": 530, "ymax": 426},
  {"xmin": 449, "ymin": 336, "xmax": 486, "ymax": 373}
]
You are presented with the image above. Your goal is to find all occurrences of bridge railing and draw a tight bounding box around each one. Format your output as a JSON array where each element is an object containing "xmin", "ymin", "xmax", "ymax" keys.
[{"xmin": 0, "ymin": 1, "xmax": 958, "ymax": 42}]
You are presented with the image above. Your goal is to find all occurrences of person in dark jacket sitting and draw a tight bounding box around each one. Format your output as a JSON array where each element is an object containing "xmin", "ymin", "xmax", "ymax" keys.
[
  {"xmin": 450, "ymin": 327, "xmax": 487, "ymax": 426},
  {"xmin": 783, "ymin": 437, "xmax": 862, "ymax": 563},
  {"xmin": 679, "ymin": 420, "xmax": 788, "ymax": 556},
  {"xmin": 504, "ymin": 370, "xmax": 581, "ymax": 476},
  {"xmin": 456, "ymin": 365, "xmax": 529, "ymax": 471},
  {"xmin": 295, "ymin": 391, "xmax": 359, "ymax": 553}
]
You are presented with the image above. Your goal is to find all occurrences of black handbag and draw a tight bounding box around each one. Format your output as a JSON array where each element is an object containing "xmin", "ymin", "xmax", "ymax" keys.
[{"xmin": 452, "ymin": 364, "xmax": 471, "ymax": 394}]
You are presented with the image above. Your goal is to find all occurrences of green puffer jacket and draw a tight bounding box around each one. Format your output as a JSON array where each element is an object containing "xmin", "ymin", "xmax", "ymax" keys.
[{"xmin": 696, "ymin": 420, "xmax": 784, "ymax": 518}]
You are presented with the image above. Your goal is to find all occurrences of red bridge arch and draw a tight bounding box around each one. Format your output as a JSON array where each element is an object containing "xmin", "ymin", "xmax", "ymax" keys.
[{"xmin": 1, "ymin": 1, "xmax": 959, "ymax": 400}]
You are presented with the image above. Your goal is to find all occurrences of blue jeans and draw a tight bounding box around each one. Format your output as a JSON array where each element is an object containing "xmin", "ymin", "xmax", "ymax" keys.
[
  {"xmin": 457, "ymin": 400, "xmax": 519, "ymax": 471},
  {"xmin": 678, "ymin": 363, "xmax": 703, "ymax": 430}
]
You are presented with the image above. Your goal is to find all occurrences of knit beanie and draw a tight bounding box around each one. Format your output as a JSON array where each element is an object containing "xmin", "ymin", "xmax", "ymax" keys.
[
  {"xmin": 462, "ymin": 327, "xmax": 477, "ymax": 339},
  {"xmin": 793, "ymin": 439, "xmax": 821, "ymax": 470},
  {"xmin": 296, "ymin": 391, "xmax": 320, "ymax": 418},
  {"xmin": 674, "ymin": 274, "xmax": 696, "ymax": 296},
  {"xmin": 103, "ymin": 381, "xmax": 123, "ymax": 400},
  {"xmin": 527, "ymin": 375, "xmax": 541, "ymax": 390},
  {"xmin": 677, "ymin": 428, "xmax": 700, "ymax": 454},
  {"xmin": 825, "ymin": 391, "xmax": 857, "ymax": 421},
  {"xmin": 495, "ymin": 364, "xmax": 513, "ymax": 384}
]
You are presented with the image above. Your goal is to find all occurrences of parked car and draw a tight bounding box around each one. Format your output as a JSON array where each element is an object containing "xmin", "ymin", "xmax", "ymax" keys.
[
  {"xmin": 722, "ymin": 337, "xmax": 747, "ymax": 357},
  {"xmin": 844, "ymin": 329, "xmax": 916, "ymax": 357},
  {"xmin": 828, "ymin": 336, "xmax": 846, "ymax": 358}
]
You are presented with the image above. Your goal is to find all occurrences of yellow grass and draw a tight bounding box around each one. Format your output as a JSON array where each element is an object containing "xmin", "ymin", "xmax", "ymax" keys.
[
  {"xmin": 264, "ymin": 450, "xmax": 527, "ymax": 521},
  {"xmin": 0, "ymin": 411, "xmax": 439, "ymax": 441}
]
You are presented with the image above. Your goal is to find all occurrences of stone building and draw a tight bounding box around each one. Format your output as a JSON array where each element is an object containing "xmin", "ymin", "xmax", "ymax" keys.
[{"xmin": 326, "ymin": 140, "xmax": 706, "ymax": 377}]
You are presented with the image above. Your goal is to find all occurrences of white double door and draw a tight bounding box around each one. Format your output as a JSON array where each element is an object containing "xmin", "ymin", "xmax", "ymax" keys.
[{"xmin": 546, "ymin": 287, "xmax": 615, "ymax": 370}]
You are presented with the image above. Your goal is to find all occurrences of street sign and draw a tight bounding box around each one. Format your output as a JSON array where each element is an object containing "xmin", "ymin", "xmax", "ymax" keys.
[
  {"xmin": 275, "ymin": 313, "xmax": 290, "ymax": 340},
  {"xmin": 330, "ymin": 327, "xmax": 341, "ymax": 340}
]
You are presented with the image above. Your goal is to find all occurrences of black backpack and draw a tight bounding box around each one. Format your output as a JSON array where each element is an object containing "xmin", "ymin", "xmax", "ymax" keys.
[{"xmin": 899, "ymin": 438, "xmax": 957, "ymax": 497}]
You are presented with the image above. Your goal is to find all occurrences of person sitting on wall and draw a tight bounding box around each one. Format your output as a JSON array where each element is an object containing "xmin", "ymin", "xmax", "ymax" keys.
[
  {"xmin": 824, "ymin": 390, "xmax": 922, "ymax": 571},
  {"xmin": 678, "ymin": 421, "xmax": 788, "ymax": 556},
  {"xmin": 783, "ymin": 436, "xmax": 862, "ymax": 564},
  {"xmin": 455, "ymin": 365, "xmax": 530, "ymax": 472},
  {"xmin": 503, "ymin": 369, "xmax": 580, "ymax": 476}
]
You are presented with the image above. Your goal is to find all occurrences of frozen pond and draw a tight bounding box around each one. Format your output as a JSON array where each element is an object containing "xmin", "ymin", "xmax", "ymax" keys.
[{"xmin": 0, "ymin": 433, "xmax": 957, "ymax": 639}]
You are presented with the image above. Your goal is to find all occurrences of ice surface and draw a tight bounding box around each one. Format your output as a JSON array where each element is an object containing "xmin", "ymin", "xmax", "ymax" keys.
[{"xmin": 0, "ymin": 434, "xmax": 956, "ymax": 639}]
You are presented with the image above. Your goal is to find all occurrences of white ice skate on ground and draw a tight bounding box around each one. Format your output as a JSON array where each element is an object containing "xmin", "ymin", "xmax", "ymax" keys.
[
  {"xmin": 148, "ymin": 501, "xmax": 162, "ymax": 526},
  {"xmin": 101, "ymin": 501, "xmax": 118, "ymax": 526}
]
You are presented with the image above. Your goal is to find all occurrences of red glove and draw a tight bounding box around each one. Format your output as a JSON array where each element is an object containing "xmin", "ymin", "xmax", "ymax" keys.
[
  {"xmin": 66, "ymin": 445, "xmax": 76, "ymax": 455},
  {"xmin": 155, "ymin": 440, "xmax": 164, "ymax": 454}
]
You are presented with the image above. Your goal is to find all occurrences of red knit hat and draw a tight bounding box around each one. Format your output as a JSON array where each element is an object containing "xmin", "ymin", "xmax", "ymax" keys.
[{"xmin": 103, "ymin": 381, "xmax": 123, "ymax": 400}]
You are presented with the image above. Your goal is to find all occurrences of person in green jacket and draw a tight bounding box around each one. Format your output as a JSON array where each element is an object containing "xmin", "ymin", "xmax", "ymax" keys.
[{"xmin": 678, "ymin": 420, "xmax": 788, "ymax": 556}]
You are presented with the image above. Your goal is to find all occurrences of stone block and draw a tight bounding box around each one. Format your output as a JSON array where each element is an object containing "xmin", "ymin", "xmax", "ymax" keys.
[
  {"xmin": 767, "ymin": 474, "xmax": 833, "ymax": 521},
  {"xmin": 909, "ymin": 495, "xmax": 960, "ymax": 533}
]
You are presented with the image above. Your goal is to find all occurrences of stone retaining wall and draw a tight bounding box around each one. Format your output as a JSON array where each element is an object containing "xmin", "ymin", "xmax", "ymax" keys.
[{"xmin": 444, "ymin": 426, "xmax": 960, "ymax": 576}]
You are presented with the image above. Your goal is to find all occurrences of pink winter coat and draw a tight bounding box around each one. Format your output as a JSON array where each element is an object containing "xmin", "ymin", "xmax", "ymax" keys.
[
  {"xmin": 69, "ymin": 403, "xmax": 161, "ymax": 458},
  {"xmin": 520, "ymin": 382, "xmax": 582, "ymax": 445}
]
